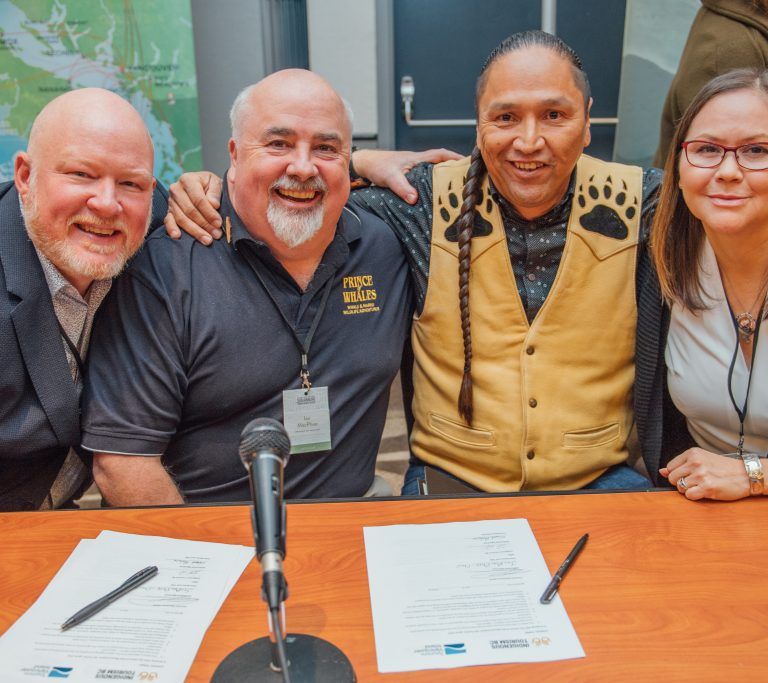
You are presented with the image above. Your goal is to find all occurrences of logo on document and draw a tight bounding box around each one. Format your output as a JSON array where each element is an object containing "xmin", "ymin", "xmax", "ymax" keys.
[
  {"xmin": 442, "ymin": 643, "xmax": 466, "ymax": 655},
  {"xmin": 18, "ymin": 664, "xmax": 74, "ymax": 679}
]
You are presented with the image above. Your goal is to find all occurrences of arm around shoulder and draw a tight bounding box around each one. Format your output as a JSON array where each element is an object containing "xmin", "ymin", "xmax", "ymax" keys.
[{"xmin": 351, "ymin": 147, "xmax": 461, "ymax": 204}]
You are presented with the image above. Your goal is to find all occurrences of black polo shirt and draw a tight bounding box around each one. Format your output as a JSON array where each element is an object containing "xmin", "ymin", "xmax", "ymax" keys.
[{"xmin": 81, "ymin": 189, "xmax": 413, "ymax": 502}]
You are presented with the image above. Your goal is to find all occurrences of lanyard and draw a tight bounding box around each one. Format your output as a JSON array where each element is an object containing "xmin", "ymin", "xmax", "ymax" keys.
[
  {"xmin": 57, "ymin": 320, "xmax": 85, "ymax": 382},
  {"xmin": 726, "ymin": 302, "xmax": 763, "ymax": 456},
  {"xmin": 241, "ymin": 246, "xmax": 335, "ymax": 392}
]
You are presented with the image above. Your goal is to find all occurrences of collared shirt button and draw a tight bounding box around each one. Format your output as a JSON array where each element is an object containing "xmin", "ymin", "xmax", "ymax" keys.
[
  {"xmin": 526, "ymin": 346, "xmax": 535, "ymax": 355},
  {"xmin": 526, "ymin": 273, "xmax": 536, "ymax": 282},
  {"xmin": 526, "ymin": 450, "xmax": 535, "ymax": 460},
  {"xmin": 529, "ymin": 398, "xmax": 538, "ymax": 408}
]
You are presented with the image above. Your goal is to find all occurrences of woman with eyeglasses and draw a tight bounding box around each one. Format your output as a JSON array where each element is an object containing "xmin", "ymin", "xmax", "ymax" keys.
[{"xmin": 637, "ymin": 67, "xmax": 768, "ymax": 501}]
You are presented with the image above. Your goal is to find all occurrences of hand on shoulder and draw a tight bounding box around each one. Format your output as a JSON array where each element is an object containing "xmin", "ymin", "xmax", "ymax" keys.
[{"xmin": 164, "ymin": 171, "xmax": 224, "ymax": 245}]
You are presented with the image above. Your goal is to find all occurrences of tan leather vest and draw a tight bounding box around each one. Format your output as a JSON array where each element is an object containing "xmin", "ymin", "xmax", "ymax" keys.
[{"xmin": 411, "ymin": 154, "xmax": 643, "ymax": 491}]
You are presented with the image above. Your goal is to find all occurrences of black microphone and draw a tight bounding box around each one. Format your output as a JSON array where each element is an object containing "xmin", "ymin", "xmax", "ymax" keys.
[
  {"xmin": 239, "ymin": 417, "xmax": 291, "ymax": 611},
  {"xmin": 214, "ymin": 417, "xmax": 355, "ymax": 682}
]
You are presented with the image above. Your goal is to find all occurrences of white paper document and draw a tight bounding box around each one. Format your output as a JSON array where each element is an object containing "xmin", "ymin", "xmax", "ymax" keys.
[
  {"xmin": 0, "ymin": 530, "xmax": 253, "ymax": 682},
  {"xmin": 364, "ymin": 518, "xmax": 584, "ymax": 672}
]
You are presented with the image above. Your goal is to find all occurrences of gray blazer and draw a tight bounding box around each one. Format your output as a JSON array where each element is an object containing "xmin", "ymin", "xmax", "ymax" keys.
[{"xmin": 0, "ymin": 181, "xmax": 168, "ymax": 510}]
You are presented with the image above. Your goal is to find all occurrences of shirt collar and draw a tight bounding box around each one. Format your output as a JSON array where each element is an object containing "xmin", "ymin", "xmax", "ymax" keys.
[
  {"xmin": 488, "ymin": 171, "xmax": 576, "ymax": 229},
  {"xmin": 34, "ymin": 245, "xmax": 74, "ymax": 299},
  {"xmin": 32, "ymin": 244, "xmax": 111, "ymax": 305}
]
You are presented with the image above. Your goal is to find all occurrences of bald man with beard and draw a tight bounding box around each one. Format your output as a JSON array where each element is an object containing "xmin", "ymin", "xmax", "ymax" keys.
[
  {"xmin": 0, "ymin": 88, "xmax": 164, "ymax": 511},
  {"xmin": 79, "ymin": 70, "xmax": 412, "ymax": 506}
]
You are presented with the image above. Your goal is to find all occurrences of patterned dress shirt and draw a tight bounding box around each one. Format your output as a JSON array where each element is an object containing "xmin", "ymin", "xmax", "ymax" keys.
[
  {"xmin": 351, "ymin": 162, "xmax": 663, "ymax": 319},
  {"xmin": 33, "ymin": 246, "xmax": 111, "ymax": 508}
]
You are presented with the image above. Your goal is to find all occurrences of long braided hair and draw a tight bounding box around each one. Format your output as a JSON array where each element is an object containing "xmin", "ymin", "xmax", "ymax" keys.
[
  {"xmin": 456, "ymin": 31, "xmax": 590, "ymax": 425},
  {"xmin": 456, "ymin": 147, "xmax": 486, "ymax": 424}
]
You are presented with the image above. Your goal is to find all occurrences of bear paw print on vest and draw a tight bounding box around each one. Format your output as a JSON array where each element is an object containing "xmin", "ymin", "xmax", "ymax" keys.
[
  {"xmin": 442, "ymin": 178, "xmax": 494, "ymax": 243},
  {"xmin": 576, "ymin": 175, "xmax": 637, "ymax": 240}
]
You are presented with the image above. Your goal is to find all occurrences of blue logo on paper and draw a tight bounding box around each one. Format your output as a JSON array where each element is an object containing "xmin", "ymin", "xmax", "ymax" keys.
[
  {"xmin": 48, "ymin": 667, "xmax": 73, "ymax": 678},
  {"xmin": 443, "ymin": 643, "xmax": 466, "ymax": 655}
]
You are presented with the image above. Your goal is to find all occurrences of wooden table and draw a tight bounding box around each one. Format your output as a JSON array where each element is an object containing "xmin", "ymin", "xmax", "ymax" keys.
[{"xmin": 1, "ymin": 491, "xmax": 766, "ymax": 681}]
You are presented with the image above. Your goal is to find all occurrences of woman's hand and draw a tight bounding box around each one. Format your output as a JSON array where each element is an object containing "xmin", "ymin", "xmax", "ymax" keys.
[{"xmin": 660, "ymin": 448, "xmax": 753, "ymax": 500}]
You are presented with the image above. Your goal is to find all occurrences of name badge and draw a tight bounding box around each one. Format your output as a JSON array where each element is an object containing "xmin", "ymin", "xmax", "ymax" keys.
[{"xmin": 282, "ymin": 386, "xmax": 332, "ymax": 454}]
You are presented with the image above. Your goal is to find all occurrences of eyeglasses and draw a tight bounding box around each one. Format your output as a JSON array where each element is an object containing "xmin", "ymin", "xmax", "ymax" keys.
[{"xmin": 681, "ymin": 140, "xmax": 768, "ymax": 170}]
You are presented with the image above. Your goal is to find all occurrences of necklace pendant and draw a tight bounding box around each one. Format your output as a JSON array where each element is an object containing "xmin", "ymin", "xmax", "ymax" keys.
[{"xmin": 735, "ymin": 311, "xmax": 757, "ymax": 341}]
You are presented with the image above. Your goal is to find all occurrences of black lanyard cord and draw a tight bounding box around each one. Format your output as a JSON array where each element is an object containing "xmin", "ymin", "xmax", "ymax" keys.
[
  {"xmin": 57, "ymin": 320, "xmax": 85, "ymax": 382},
  {"xmin": 241, "ymin": 248, "xmax": 335, "ymax": 392},
  {"xmin": 727, "ymin": 302, "xmax": 763, "ymax": 455}
]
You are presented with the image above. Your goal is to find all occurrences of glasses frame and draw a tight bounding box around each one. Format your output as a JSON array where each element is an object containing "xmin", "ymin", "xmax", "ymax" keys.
[{"xmin": 681, "ymin": 139, "xmax": 768, "ymax": 170}]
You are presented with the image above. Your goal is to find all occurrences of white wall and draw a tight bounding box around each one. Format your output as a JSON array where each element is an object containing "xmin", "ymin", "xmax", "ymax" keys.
[
  {"xmin": 190, "ymin": 0, "xmax": 268, "ymax": 175},
  {"xmin": 307, "ymin": 0, "xmax": 378, "ymax": 138},
  {"xmin": 614, "ymin": 0, "xmax": 699, "ymax": 167}
]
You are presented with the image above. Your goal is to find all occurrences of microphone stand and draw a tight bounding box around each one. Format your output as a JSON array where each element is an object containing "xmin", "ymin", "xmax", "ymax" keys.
[
  {"xmin": 212, "ymin": 460, "xmax": 355, "ymax": 682},
  {"xmin": 268, "ymin": 598, "xmax": 291, "ymax": 682}
]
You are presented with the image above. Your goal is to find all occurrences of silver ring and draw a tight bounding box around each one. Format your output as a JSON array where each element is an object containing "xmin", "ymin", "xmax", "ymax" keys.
[{"xmin": 678, "ymin": 476, "xmax": 688, "ymax": 490}]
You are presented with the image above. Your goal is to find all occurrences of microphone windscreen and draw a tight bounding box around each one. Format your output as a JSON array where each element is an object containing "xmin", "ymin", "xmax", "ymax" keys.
[{"xmin": 238, "ymin": 417, "xmax": 291, "ymax": 467}]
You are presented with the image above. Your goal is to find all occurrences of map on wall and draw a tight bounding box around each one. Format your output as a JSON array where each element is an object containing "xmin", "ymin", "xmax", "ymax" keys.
[{"xmin": 0, "ymin": 0, "xmax": 201, "ymax": 186}]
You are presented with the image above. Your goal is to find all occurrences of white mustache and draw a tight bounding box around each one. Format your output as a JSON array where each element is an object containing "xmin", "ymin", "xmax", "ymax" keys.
[{"xmin": 270, "ymin": 175, "xmax": 327, "ymax": 193}]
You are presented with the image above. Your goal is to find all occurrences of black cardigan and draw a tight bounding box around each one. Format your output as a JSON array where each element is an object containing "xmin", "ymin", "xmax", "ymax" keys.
[{"xmin": 634, "ymin": 244, "xmax": 696, "ymax": 485}]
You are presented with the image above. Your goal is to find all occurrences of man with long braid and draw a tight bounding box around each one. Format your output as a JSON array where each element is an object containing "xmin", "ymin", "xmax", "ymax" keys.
[{"xmin": 167, "ymin": 31, "xmax": 663, "ymax": 494}]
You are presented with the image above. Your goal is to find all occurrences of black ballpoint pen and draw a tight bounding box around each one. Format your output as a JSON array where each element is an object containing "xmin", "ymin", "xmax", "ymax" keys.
[
  {"xmin": 61, "ymin": 565, "xmax": 159, "ymax": 631},
  {"xmin": 540, "ymin": 533, "xmax": 588, "ymax": 604}
]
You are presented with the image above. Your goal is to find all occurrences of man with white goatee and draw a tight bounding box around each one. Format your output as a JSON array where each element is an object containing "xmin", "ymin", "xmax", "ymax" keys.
[{"xmin": 80, "ymin": 70, "xmax": 413, "ymax": 505}]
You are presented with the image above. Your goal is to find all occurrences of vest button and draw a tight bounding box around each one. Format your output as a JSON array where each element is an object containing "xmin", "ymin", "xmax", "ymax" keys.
[
  {"xmin": 526, "ymin": 450, "xmax": 535, "ymax": 460},
  {"xmin": 526, "ymin": 346, "xmax": 535, "ymax": 355},
  {"xmin": 529, "ymin": 398, "xmax": 538, "ymax": 408}
]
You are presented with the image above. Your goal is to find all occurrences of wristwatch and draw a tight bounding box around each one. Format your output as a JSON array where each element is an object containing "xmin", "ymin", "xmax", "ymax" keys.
[{"xmin": 740, "ymin": 453, "xmax": 765, "ymax": 495}]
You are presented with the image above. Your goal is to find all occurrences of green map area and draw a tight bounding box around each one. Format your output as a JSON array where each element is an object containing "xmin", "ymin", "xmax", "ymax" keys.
[{"xmin": 0, "ymin": 0, "xmax": 201, "ymax": 186}]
